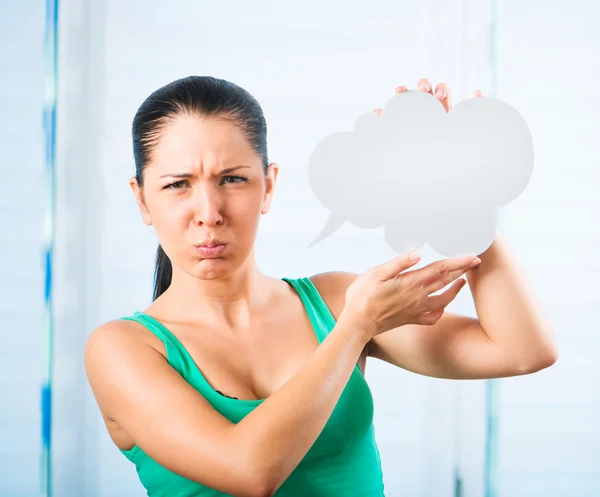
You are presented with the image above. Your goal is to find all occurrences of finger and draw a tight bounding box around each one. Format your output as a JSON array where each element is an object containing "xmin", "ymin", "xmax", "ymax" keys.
[
  {"xmin": 423, "ymin": 277, "xmax": 467, "ymax": 312},
  {"xmin": 415, "ymin": 308, "xmax": 445, "ymax": 326},
  {"xmin": 418, "ymin": 256, "xmax": 480, "ymax": 294},
  {"xmin": 371, "ymin": 250, "xmax": 422, "ymax": 281},
  {"xmin": 375, "ymin": 85, "xmax": 407, "ymax": 116},
  {"xmin": 474, "ymin": 89, "xmax": 483, "ymax": 98},
  {"xmin": 434, "ymin": 82, "xmax": 452, "ymax": 112},
  {"xmin": 417, "ymin": 78, "xmax": 433, "ymax": 94}
]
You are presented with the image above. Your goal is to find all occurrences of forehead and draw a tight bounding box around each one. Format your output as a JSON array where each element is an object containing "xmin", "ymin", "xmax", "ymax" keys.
[{"xmin": 149, "ymin": 114, "xmax": 258, "ymax": 173}]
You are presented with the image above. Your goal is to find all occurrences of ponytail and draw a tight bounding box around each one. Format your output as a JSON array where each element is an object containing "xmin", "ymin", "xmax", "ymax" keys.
[{"xmin": 153, "ymin": 244, "xmax": 172, "ymax": 301}]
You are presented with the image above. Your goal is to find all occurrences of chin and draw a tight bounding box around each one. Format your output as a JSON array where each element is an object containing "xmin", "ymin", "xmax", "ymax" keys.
[{"xmin": 193, "ymin": 257, "xmax": 238, "ymax": 280}]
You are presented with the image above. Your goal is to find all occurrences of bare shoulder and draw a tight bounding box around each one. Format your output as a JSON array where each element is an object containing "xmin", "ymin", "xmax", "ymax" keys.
[
  {"xmin": 85, "ymin": 317, "xmax": 167, "ymax": 358},
  {"xmin": 85, "ymin": 318, "xmax": 162, "ymax": 368},
  {"xmin": 83, "ymin": 319, "xmax": 165, "ymax": 410},
  {"xmin": 308, "ymin": 271, "xmax": 359, "ymax": 321},
  {"xmin": 86, "ymin": 318, "xmax": 142, "ymax": 343},
  {"xmin": 85, "ymin": 319, "xmax": 140, "ymax": 361},
  {"xmin": 83, "ymin": 317, "xmax": 177, "ymax": 425}
]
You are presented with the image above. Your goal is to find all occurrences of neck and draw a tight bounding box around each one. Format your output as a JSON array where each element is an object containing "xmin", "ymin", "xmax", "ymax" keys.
[{"xmin": 158, "ymin": 251, "xmax": 276, "ymax": 328}]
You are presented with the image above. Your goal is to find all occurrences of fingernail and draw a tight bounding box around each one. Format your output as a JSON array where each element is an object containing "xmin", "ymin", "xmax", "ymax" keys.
[
  {"xmin": 409, "ymin": 251, "xmax": 420, "ymax": 261},
  {"xmin": 436, "ymin": 92, "xmax": 444, "ymax": 99},
  {"xmin": 471, "ymin": 258, "xmax": 481, "ymax": 267}
]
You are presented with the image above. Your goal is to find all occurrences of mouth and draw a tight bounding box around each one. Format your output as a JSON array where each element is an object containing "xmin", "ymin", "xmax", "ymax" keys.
[{"xmin": 194, "ymin": 242, "xmax": 226, "ymax": 258}]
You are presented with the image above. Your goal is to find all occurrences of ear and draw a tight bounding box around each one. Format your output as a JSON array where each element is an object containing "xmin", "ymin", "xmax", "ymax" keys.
[
  {"xmin": 261, "ymin": 162, "xmax": 279, "ymax": 215},
  {"xmin": 129, "ymin": 176, "xmax": 153, "ymax": 226}
]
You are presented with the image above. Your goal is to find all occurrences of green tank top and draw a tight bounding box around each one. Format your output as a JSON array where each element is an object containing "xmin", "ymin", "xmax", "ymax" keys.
[{"xmin": 118, "ymin": 277, "xmax": 385, "ymax": 496}]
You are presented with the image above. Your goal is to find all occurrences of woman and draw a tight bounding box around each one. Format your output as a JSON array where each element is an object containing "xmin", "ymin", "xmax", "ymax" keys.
[{"xmin": 84, "ymin": 76, "xmax": 557, "ymax": 497}]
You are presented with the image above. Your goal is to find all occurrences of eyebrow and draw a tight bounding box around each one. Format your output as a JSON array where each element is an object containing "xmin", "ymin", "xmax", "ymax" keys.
[{"xmin": 159, "ymin": 165, "xmax": 251, "ymax": 178}]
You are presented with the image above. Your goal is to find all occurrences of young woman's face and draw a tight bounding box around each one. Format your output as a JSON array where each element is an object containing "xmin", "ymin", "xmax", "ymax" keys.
[{"xmin": 131, "ymin": 114, "xmax": 278, "ymax": 280}]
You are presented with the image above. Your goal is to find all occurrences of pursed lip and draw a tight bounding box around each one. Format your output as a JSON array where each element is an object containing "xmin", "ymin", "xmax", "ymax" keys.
[
  {"xmin": 194, "ymin": 239, "xmax": 225, "ymax": 248},
  {"xmin": 195, "ymin": 243, "xmax": 226, "ymax": 258}
]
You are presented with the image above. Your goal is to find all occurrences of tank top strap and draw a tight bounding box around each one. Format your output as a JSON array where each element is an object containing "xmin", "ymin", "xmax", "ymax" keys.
[
  {"xmin": 119, "ymin": 312, "xmax": 197, "ymax": 380},
  {"xmin": 282, "ymin": 276, "xmax": 337, "ymax": 344}
]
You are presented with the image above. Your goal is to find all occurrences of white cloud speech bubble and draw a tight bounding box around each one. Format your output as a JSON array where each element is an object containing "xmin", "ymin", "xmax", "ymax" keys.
[{"xmin": 307, "ymin": 90, "xmax": 534, "ymax": 257}]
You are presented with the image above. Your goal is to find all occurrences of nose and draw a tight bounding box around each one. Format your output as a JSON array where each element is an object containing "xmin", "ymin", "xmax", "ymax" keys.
[{"xmin": 192, "ymin": 185, "xmax": 224, "ymax": 226}]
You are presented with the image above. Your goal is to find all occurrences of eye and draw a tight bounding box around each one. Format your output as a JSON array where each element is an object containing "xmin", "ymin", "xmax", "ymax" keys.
[
  {"xmin": 222, "ymin": 175, "xmax": 249, "ymax": 185},
  {"xmin": 164, "ymin": 180, "xmax": 188, "ymax": 190}
]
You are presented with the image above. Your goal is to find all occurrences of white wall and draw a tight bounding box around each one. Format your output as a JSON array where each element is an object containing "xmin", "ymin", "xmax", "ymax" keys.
[
  {"xmin": 0, "ymin": 1, "xmax": 46, "ymax": 496},
  {"xmin": 52, "ymin": 0, "xmax": 110, "ymax": 496},
  {"xmin": 494, "ymin": 1, "xmax": 600, "ymax": 496}
]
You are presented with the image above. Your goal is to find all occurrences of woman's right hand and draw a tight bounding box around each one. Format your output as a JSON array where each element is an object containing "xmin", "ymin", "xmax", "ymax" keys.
[{"xmin": 341, "ymin": 250, "xmax": 481, "ymax": 340}]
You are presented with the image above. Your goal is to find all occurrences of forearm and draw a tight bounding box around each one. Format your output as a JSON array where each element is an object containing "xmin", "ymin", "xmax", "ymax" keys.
[
  {"xmin": 466, "ymin": 230, "xmax": 558, "ymax": 367},
  {"xmin": 235, "ymin": 313, "xmax": 370, "ymax": 493}
]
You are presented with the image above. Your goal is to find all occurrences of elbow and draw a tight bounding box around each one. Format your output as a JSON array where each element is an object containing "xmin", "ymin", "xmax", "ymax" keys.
[
  {"xmin": 236, "ymin": 428, "xmax": 283, "ymax": 497},
  {"xmin": 545, "ymin": 343, "xmax": 559, "ymax": 368},
  {"xmin": 247, "ymin": 474, "xmax": 277, "ymax": 497},
  {"xmin": 537, "ymin": 335, "xmax": 559, "ymax": 370},
  {"xmin": 248, "ymin": 465, "xmax": 280, "ymax": 497},
  {"xmin": 259, "ymin": 488, "xmax": 276, "ymax": 497},
  {"xmin": 232, "ymin": 472, "xmax": 274, "ymax": 497},
  {"xmin": 250, "ymin": 483, "xmax": 275, "ymax": 497},
  {"xmin": 519, "ymin": 343, "xmax": 559, "ymax": 375},
  {"xmin": 240, "ymin": 452, "xmax": 279, "ymax": 497}
]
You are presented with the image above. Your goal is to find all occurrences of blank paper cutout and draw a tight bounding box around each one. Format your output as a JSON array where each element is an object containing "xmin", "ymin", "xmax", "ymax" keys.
[{"xmin": 307, "ymin": 90, "xmax": 534, "ymax": 257}]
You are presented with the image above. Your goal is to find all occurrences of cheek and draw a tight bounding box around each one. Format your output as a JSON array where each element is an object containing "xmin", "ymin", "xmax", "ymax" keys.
[
  {"xmin": 228, "ymin": 200, "xmax": 262, "ymax": 231},
  {"xmin": 162, "ymin": 200, "xmax": 190, "ymax": 225},
  {"xmin": 227, "ymin": 195, "xmax": 263, "ymax": 239},
  {"xmin": 153, "ymin": 199, "xmax": 193, "ymax": 241},
  {"xmin": 229, "ymin": 188, "xmax": 264, "ymax": 217}
]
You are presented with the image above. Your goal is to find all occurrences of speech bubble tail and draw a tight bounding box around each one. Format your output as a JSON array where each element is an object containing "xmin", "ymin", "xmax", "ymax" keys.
[{"xmin": 307, "ymin": 213, "xmax": 346, "ymax": 248}]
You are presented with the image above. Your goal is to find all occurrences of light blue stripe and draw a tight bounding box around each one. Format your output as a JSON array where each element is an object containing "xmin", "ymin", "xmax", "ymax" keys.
[
  {"xmin": 484, "ymin": 2, "xmax": 500, "ymax": 497},
  {"xmin": 42, "ymin": 0, "xmax": 58, "ymax": 496}
]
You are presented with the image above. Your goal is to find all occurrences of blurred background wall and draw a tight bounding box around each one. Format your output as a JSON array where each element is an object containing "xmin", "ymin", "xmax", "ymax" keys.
[
  {"xmin": 1, "ymin": 1, "xmax": 48, "ymax": 497},
  {"xmin": 1, "ymin": 1, "xmax": 598, "ymax": 496}
]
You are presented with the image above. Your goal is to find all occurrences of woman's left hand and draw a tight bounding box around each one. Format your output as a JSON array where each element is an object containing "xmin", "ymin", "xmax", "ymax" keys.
[{"xmin": 373, "ymin": 78, "xmax": 483, "ymax": 115}]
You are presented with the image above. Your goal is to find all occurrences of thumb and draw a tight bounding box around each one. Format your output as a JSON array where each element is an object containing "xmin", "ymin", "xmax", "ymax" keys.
[{"xmin": 372, "ymin": 250, "xmax": 421, "ymax": 280}]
